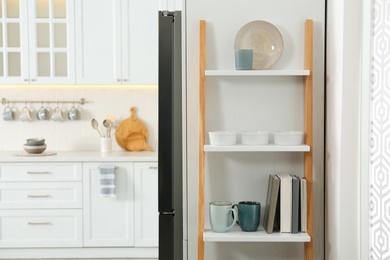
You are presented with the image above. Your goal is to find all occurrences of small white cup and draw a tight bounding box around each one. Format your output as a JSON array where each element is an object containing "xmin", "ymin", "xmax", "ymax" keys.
[
  {"xmin": 19, "ymin": 106, "xmax": 32, "ymax": 122},
  {"xmin": 51, "ymin": 106, "xmax": 64, "ymax": 121},
  {"xmin": 101, "ymin": 137, "xmax": 112, "ymax": 153}
]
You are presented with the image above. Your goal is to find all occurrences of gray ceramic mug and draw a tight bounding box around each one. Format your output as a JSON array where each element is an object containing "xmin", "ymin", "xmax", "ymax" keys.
[
  {"xmin": 233, "ymin": 201, "xmax": 261, "ymax": 232},
  {"xmin": 2, "ymin": 105, "xmax": 14, "ymax": 121},
  {"xmin": 68, "ymin": 106, "xmax": 79, "ymax": 120},
  {"xmin": 209, "ymin": 201, "xmax": 238, "ymax": 233},
  {"xmin": 36, "ymin": 106, "xmax": 49, "ymax": 120}
]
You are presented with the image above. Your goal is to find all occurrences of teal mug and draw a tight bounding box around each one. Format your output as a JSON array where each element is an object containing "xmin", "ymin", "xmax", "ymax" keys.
[
  {"xmin": 233, "ymin": 201, "xmax": 261, "ymax": 232},
  {"xmin": 209, "ymin": 201, "xmax": 238, "ymax": 233}
]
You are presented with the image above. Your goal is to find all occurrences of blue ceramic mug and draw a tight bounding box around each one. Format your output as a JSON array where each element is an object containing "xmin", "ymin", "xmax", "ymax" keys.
[
  {"xmin": 209, "ymin": 201, "xmax": 238, "ymax": 233},
  {"xmin": 233, "ymin": 201, "xmax": 261, "ymax": 232}
]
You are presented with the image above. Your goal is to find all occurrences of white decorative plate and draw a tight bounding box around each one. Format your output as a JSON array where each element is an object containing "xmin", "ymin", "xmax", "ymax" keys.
[{"xmin": 234, "ymin": 20, "xmax": 284, "ymax": 69}]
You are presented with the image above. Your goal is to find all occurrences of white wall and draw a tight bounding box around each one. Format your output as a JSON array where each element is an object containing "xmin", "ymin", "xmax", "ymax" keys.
[
  {"xmin": 0, "ymin": 86, "xmax": 158, "ymax": 152},
  {"xmin": 326, "ymin": 0, "xmax": 362, "ymax": 259},
  {"xmin": 186, "ymin": 0, "xmax": 325, "ymax": 259}
]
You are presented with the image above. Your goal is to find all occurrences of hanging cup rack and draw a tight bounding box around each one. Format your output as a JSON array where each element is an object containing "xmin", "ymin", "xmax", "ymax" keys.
[{"xmin": 1, "ymin": 97, "xmax": 87, "ymax": 105}]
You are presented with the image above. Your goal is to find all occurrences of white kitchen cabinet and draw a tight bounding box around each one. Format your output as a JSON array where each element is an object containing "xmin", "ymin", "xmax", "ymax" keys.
[
  {"xmin": 0, "ymin": 0, "xmax": 75, "ymax": 84},
  {"xmin": 75, "ymin": 0, "xmax": 158, "ymax": 85},
  {"xmin": 83, "ymin": 162, "xmax": 135, "ymax": 247},
  {"xmin": 0, "ymin": 153, "xmax": 158, "ymax": 259},
  {"xmin": 0, "ymin": 182, "xmax": 82, "ymax": 209},
  {"xmin": 0, "ymin": 162, "xmax": 83, "ymax": 248},
  {"xmin": 0, "ymin": 209, "xmax": 83, "ymax": 248},
  {"xmin": 134, "ymin": 162, "xmax": 158, "ymax": 247}
]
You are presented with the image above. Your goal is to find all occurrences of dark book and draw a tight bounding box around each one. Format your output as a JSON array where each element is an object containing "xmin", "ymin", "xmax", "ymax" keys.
[
  {"xmin": 291, "ymin": 175, "xmax": 299, "ymax": 234},
  {"xmin": 263, "ymin": 175, "xmax": 280, "ymax": 234}
]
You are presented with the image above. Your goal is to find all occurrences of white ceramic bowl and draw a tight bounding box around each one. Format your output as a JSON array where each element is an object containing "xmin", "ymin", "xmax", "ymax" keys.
[
  {"xmin": 209, "ymin": 131, "xmax": 237, "ymax": 145},
  {"xmin": 273, "ymin": 131, "xmax": 304, "ymax": 145},
  {"xmin": 241, "ymin": 131, "xmax": 269, "ymax": 145},
  {"xmin": 23, "ymin": 144, "xmax": 47, "ymax": 154}
]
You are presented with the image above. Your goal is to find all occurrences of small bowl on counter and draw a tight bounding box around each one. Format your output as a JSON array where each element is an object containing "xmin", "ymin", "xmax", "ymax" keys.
[
  {"xmin": 23, "ymin": 144, "xmax": 47, "ymax": 154},
  {"xmin": 273, "ymin": 131, "xmax": 304, "ymax": 145},
  {"xmin": 241, "ymin": 131, "xmax": 270, "ymax": 145},
  {"xmin": 26, "ymin": 138, "xmax": 45, "ymax": 146},
  {"xmin": 209, "ymin": 131, "xmax": 237, "ymax": 145}
]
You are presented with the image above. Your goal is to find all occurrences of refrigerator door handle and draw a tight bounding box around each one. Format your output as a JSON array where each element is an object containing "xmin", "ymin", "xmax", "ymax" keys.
[{"xmin": 161, "ymin": 211, "xmax": 175, "ymax": 216}]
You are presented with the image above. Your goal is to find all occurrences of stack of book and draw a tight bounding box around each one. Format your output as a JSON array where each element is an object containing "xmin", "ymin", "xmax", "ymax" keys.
[{"xmin": 263, "ymin": 173, "xmax": 307, "ymax": 234}]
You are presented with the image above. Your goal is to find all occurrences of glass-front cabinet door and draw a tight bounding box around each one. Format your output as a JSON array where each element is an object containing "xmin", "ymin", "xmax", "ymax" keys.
[
  {"xmin": 0, "ymin": 0, "xmax": 74, "ymax": 84},
  {"xmin": 0, "ymin": 0, "xmax": 29, "ymax": 84},
  {"xmin": 28, "ymin": 0, "xmax": 75, "ymax": 84}
]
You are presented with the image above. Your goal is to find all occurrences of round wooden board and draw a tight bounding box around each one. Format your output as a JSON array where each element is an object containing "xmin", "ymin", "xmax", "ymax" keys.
[{"xmin": 115, "ymin": 107, "xmax": 151, "ymax": 151}]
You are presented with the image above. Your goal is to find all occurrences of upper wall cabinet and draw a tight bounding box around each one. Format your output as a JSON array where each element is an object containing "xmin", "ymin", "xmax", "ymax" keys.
[
  {"xmin": 0, "ymin": 0, "xmax": 76, "ymax": 84},
  {"xmin": 75, "ymin": 0, "xmax": 158, "ymax": 85}
]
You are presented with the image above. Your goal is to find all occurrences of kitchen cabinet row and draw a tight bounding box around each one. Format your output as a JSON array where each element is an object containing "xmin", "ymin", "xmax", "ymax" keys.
[
  {"xmin": 0, "ymin": 161, "xmax": 158, "ymax": 259},
  {"xmin": 0, "ymin": 0, "xmax": 157, "ymax": 85}
]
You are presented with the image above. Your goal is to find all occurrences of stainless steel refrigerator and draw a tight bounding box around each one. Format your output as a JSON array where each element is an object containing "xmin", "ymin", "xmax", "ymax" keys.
[{"xmin": 158, "ymin": 10, "xmax": 183, "ymax": 260}]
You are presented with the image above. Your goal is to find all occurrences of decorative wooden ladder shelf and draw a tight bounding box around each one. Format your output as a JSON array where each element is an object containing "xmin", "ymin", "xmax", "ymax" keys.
[{"xmin": 198, "ymin": 19, "xmax": 314, "ymax": 260}]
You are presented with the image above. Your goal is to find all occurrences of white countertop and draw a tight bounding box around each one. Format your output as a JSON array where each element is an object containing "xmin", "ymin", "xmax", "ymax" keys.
[{"xmin": 0, "ymin": 151, "xmax": 158, "ymax": 162}]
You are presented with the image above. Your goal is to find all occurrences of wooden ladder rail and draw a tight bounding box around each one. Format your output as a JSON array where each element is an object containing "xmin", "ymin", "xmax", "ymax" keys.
[
  {"xmin": 304, "ymin": 19, "xmax": 314, "ymax": 260},
  {"xmin": 198, "ymin": 19, "xmax": 206, "ymax": 260}
]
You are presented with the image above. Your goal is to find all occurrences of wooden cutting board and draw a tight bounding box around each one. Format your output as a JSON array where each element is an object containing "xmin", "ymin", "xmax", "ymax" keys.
[{"xmin": 115, "ymin": 107, "xmax": 152, "ymax": 151}]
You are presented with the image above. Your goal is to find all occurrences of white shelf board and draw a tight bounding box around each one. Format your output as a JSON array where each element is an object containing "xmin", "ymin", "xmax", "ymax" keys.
[
  {"xmin": 204, "ymin": 144, "xmax": 310, "ymax": 152},
  {"xmin": 204, "ymin": 70, "xmax": 310, "ymax": 77},
  {"xmin": 203, "ymin": 228, "xmax": 310, "ymax": 242}
]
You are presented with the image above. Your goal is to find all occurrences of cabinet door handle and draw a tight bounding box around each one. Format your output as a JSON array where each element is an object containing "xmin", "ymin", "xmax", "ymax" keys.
[
  {"xmin": 28, "ymin": 221, "xmax": 51, "ymax": 225},
  {"xmin": 123, "ymin": 79, "xmax": 128, "ymax": 82},
  {"xmin": 117, "ymin": 79, "xmax": 121, "ymax": 82},
  {"xmin": 24, "ymin": 79, "xmax": 29, "ymax": 82},
  {"xmin": 27, "ymin": 171, "xmax": 50, "ymax": 174},
  {"xmin": 149, "ymin": 166, "xmax": 158, "ymax": 170},
  {"xmin": 27, "ymin": 194, "xmax": 50, "ymax": 198},
  {"xmin": 31, "ymin": 79, "xmax": 36, "ymax": 82}
]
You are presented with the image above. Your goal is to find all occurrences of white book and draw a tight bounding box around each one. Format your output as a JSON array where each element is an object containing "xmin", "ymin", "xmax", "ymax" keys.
[{"xmin": 276, "ymin": 173, "xmax": 292, "ymax": 233}]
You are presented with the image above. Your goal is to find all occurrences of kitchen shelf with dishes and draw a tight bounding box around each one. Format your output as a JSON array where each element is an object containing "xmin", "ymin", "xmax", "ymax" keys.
[{"xmin": 198, "ymin": 19, "xmax": 314, "ymax": 260}]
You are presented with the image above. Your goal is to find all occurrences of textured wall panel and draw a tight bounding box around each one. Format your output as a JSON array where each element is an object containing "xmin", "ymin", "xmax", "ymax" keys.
[{"xmin": 371, "ymin": 0, "xmax": 390, "ymax": 259}]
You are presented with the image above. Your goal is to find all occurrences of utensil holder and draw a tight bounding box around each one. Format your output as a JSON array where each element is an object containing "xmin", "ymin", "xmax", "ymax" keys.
[{"xmin": 101, "ymin": 137, "xmax": 112, "ymax": 153}]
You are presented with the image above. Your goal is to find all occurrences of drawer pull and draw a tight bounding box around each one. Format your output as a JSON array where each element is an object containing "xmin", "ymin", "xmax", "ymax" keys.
[
  {"xmin": 149, "ymin": 166, "xmax": 158, "ymax": 170},
  {"xmin": 28, "ymin": 221, "xmax": 51, "ymax": 225},
  {"xmin": 27, "ymin": 171, "xmax": 50, "ymax": 175},
  {"xmin": 27, "ymin": 194, "xmax": 51, "ymax": 198}
]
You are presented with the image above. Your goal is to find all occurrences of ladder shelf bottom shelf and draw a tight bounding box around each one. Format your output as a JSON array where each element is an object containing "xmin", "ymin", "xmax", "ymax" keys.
[{"xmin": 203, "ymin": 227, "xmax": 310, "ymax": 242}]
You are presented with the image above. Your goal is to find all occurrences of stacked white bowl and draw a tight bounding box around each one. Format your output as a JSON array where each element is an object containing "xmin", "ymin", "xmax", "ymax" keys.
[{"xmin": 24, "ymin": 138, "xmax": 46, "ymax": 154}]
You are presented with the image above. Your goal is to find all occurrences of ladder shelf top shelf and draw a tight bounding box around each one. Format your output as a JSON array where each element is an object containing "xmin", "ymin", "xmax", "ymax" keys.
[{"xmin": 205, "ymin": 70, "xmax": 310, "ymax": 77}]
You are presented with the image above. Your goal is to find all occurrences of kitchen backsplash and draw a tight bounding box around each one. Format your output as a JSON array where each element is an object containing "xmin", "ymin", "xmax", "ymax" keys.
[{"xmin": 0, "ymin": 86, "xmax": 158, "ymax": 152}]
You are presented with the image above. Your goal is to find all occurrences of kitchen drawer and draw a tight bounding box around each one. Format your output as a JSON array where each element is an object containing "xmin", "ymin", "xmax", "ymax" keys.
[
  {"xmin": 0, "ymin": 209, "xmax": 82, "ymax": 248},
  {"xmin": 0, "ymin": 163, "xmax": 82, "ymax": 182},
  {"xmin": 0, "ymin": 182, "xmax": 82, "ymax": 209}
]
